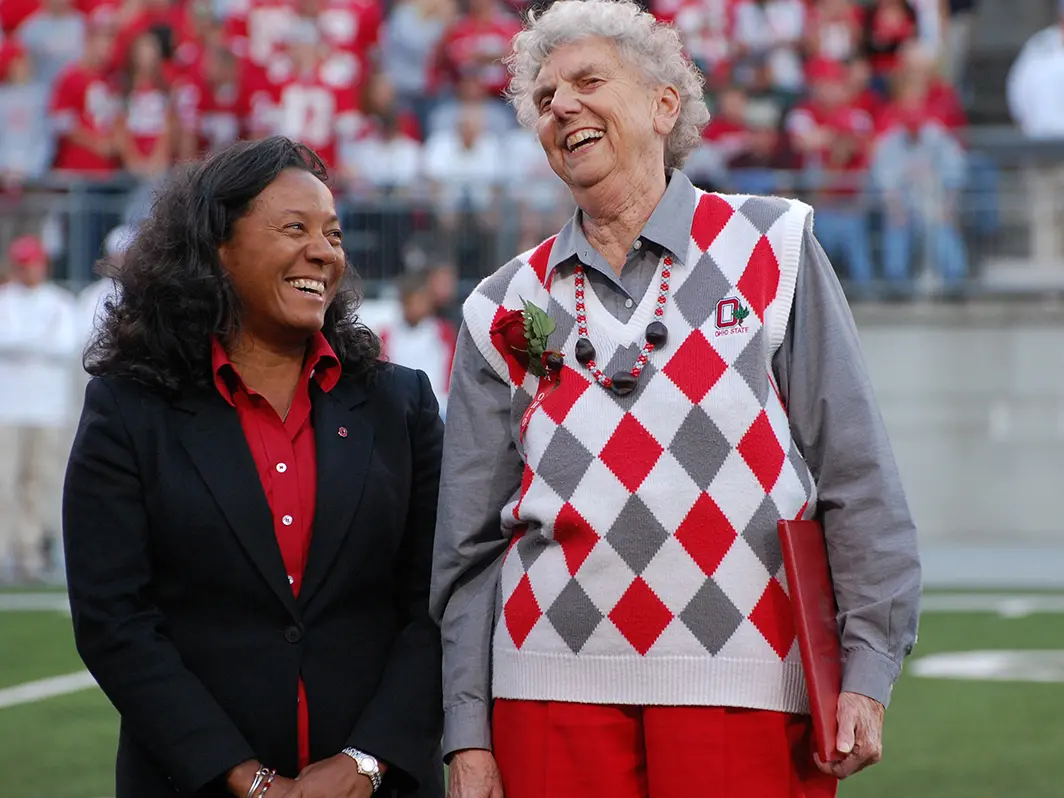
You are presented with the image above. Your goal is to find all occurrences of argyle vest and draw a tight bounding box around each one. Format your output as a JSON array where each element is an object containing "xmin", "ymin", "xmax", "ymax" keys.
[{"xmin": 462, "ymin": 191, "xmax": 819, "ymax": 712}]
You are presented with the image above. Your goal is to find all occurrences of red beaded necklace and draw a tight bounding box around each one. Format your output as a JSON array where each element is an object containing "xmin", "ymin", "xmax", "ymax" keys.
[{"xmin": 573, "ymin": 254, "xmax": 673, "ymax": 396}]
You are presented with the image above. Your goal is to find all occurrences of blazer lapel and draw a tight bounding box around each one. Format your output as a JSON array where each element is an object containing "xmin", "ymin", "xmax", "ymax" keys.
[
  {"xmin": 177, "ymin": 393, "xmax": 299, "ymax": 618},
  {"xmin": 298, "ymin": 377, "xmax": 374, "ymax": 606}
]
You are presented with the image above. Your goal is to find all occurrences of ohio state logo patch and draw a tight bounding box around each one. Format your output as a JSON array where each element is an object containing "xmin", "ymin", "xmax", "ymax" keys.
[{"xmin": 714, "ymin": 297, "xmax": 752, "ymax": 337}]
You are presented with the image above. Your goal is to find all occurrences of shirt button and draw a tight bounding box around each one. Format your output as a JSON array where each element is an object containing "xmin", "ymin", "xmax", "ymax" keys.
[
  {"xmin": 625, "ymin": 298, "xmax": 634, "ymax": 309},
  {"xmin": 275, "ymin": 463, "xmax": 287, "ymax": 473},
  {"xmin": 282, "ymin": 515, "xmax": 293, "ymax": 526},
  {"xmin": 288, "ymin": 575, "xmax": 295, "ymax": 585},
  {"xmin": 633, "ymin": 239, "xmax": 642, "ymax": 250}
]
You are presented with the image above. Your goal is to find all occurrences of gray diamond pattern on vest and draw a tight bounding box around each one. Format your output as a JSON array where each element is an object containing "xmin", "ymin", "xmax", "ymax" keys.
[
  {"xmin": 477, "ymin": 258, "xmax": 522, "ymax": 304},
  {"xmin": 547, "ymin": 579, "xmax": 605, "ymax": 654},
  {"xmin": 516, "ymin": 531, "xmax": 550, "ymax": 571},
  {"xmin": 672, "ymin": 251, "xmax": 734, "ymax": 329},
  {"xmin": 536, "ymin": 426, "xmax": 595, "ymax": 501},
  {"xmin": 739, "ymin": 196, "xmax": 790, "ymax": 235},
  {"xmin": 546, "ymin": 293, "xmax": 577, "ymax": 348},
  {"xmin": 606, "ymin": 494, "xmax": 669, "ymax": 574},
  {"xmin": 787, "ymin": 441, "xmax": 812, "ymax": 495},
  {"xmin": 743, "ymin": 496, "xmax": 785, "ymax": 575},
  {"xmin": 669, "ymin": 406, "xmax": 730, "ymax": 490},
  {"xmin": 679, "ymin": 578, "xmax": 745, "ymax": 654},
  {"xmin": 730, "ymin": 328, "xmax": 770, "ymax": 405}
]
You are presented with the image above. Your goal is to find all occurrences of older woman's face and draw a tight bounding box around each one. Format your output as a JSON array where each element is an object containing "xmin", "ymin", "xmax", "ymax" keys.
[
  {"xmin": 533, "ymin": 36, "xmax": 678, "ymax": 191},
  {"xmin": 219, "ymin": 168, "xmax": 344, "ymax": 346}
]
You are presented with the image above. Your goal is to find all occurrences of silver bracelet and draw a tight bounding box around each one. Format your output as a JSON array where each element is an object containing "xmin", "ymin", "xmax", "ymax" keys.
[{"xmin": 246, "ymin": 767, "xmax": 274, "ymax": 798}]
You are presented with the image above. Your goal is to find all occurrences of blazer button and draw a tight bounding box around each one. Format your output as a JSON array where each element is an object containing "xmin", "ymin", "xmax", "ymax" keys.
[{"xmin": 284, "ymin": 624, "xmax": 303, "ymax": 644}]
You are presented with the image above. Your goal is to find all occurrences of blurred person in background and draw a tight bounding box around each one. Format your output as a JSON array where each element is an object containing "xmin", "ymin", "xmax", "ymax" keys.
[
  {"xmin": 727, "ymin": 100, "xmax": 802, "ymax": 194},
  {"xmin": 425, "ymin": 73, "xmax": 516, "ymax": 137},
  {"xmin": 663, "ymin": 0, "xmax": 732, "ymax": 89},
  {"xmin": 340, "ymin": 94, "xmax": 424, "ymax": 199},
  {"xmin": 50, "ymin": 19, "xmax": 119, "ymax": 175},
  {"xmin": 428, "ymin": 0, "xmax": 520, "ymax": 105},
  {"xmin": 1006, "ymin": 0, "xmax": 1064, "ymax": 266},
  {"xmin": 76, "ymin": 223, "xmax": 131, "ymax": 354},
  {"xmin": 377, "ymin": 270, "xmax": 457, "ymax": 418},
  {"xmin": 0, "ymin": 40, "xmax": 55, "ymax": 191},
  {"xmin": 15, "ymin": 0, "xmax": 86, "ymax": 88},
  {"xmin": 870, "ymin": 88, "xmax": 968, "ymax": 296},
  {"xmin": 432, "ymin": 2, "xmax": 920, "ymax": 798},
  {"xmin": 115, "ymin": 31, "xmax": 174, "ymax": 180},
  {"xmin": 803, "ymin": 0, "xmax": 864, "ymax": 64},
  {"xmin": 425, "ymin": 260, "xmax": 459, "ymax": 326},
  {"xmin": 174, "ymin": 42, "xmax": 248, "ymax": 161},
  {"xmin": 63, "ymin": 136, "xmax": 444, "ymax": 798},
  {"xmin": 861, "ymin": 0, "xmax": 919, "ymax": 93},
  {"xmin": 943, "ymin": 0, "xmax": 979, "ymax": 92},
  {"xmin": 380, "ymin": 0, "xmax": 456, "ymax": 134},
  {"xmin": 700, "ymin": 85, "xmax": 753, "ymax": 167},
  {"xmin": 423, "ymin": 99, "xmax": 503, "ymax": 267},
  {"xmin": 503, "ymin": 126, "xmax": 574, "ymax": 253},
  {"xmin": 879, "ymin": 40, "xmax": 966, "ymax": 135},
  {"xmin": 0, "ymin": 235, "xmax": 79, "ymax": 584},
  {"xmin": 250, "ymin": 19, "xmax": 363, "ymax": 171},
  {"xmin": 730, "ymin": 0, "xmax": 807, "ymax": 104},
  {"xmin": 787, "ymin": 58, "xmax": 875, "ymax": 291}
]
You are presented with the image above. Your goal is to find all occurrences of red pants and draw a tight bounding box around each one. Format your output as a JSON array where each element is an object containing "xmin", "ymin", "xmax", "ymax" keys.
[{"xmin": 493, "ymin": 700, "xmax": 838, "ymax": 798}]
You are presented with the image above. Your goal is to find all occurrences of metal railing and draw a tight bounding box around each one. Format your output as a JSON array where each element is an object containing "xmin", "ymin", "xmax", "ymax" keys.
[{"xmin": 2, "ymin": 129, "xmax": 1063, "ymax": 301}]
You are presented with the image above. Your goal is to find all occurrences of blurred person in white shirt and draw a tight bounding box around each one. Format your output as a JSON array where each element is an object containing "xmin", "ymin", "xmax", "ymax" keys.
[
  {"xmin": 0, "ymin": 41, "xmax": 54, "ymax": 191},
  {"xmin": 1006, "ymin": 0, "xmax": 1064, "ymax": 264},
  {"xmin": 0, "ymin": 235, "xmax": 79, "ymax": 583},
  {"xmin": 377, "ymin": 270, "xmax": 457, "ymax": 418},
  {"xmin": 503, "ymin": 127, "xmax": 573, "ymax": 253},
  {"xmin": 76, "ymin": 224, "xmax": 131, "ymax": 366},
  {"xmin": 424, "ymin": 98, "xmax": 504, "ymax": 229}
]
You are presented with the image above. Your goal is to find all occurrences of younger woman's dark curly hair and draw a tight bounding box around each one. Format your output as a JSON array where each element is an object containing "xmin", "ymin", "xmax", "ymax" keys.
[{"xmin": 86, "ymin": 136, "xmax": 381, "ymax": 396}]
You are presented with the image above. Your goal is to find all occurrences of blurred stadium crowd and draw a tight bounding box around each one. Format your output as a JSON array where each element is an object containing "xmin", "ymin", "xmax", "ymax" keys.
[{"xmin": 1, "ymin": 0, "xmax": 1064, "ymax": 583}]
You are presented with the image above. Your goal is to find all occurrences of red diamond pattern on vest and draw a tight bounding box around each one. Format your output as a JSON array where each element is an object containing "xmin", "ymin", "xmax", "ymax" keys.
[
  {"xmin": 504, "ymin": 573, "xmax": 542, "ymax": 649},
  {"xmin": 748, "ymin": 577, "xmax": 796, "ymax": 659},
  {"xmin": 554, "ymin": 502, "xmax": 599, "ymax": 576},
  {"xmin": 608, "ymin": 576, "xmax": 674, "ymax": 656},
  {"xmin": 539, "ymin": 366, "xmax": 592, "ymax": 425},
  {"xmin": 691, "ymin": 193, "xmax": 735, "ymax": 252},
  {"xmin": 675, "ymin": 494, "xmax": 737, "ymax": 576},
  {"xmin": 737, "ymin": 236, "xmax": 781, "ymax": 322},
  {"xmin": 529, "ymin": 235, "xmax": 556, "ymax": 288},
  {"xmin": 661, "ymin": 330, "xmax": 728, "ymax": 403},
  {"xmin": 737, "ymin": 410, "xmax": 787, "ymax": 492},
  {"xmin": 599, "ymin": 414, "xmax": 664, "ymax": 493}
]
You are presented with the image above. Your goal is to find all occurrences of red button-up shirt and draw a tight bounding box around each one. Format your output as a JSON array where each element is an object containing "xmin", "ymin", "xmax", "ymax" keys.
[{"xmin": 211, "ymin": 332, "xmax": 340, "ymax": 771}]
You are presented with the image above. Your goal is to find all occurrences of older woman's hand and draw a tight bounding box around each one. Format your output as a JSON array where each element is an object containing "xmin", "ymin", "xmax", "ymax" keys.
[{"xmin": 448, "ymin": 749, "xmax": 505, "ymax": 798}]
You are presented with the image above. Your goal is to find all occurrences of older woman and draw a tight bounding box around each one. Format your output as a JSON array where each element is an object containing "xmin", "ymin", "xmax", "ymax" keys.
[
  {"xmin": 64, "ymin": 136, "xmax": 444, "ymax": 798},
  {"xmin": 429, "ymin": 2, "xmax": 921, "ymax": 797}
]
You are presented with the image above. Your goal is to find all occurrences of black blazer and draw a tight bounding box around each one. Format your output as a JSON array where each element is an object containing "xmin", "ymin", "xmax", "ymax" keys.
[{"xmin": 62, "ymin": 364, "xmax": 445, "ymax": 798}]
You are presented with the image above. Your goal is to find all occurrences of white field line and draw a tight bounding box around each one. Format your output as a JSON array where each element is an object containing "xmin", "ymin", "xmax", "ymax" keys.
[{"xmin": 0, "ymin": 670, "xmax": 97, "ymax": 709}]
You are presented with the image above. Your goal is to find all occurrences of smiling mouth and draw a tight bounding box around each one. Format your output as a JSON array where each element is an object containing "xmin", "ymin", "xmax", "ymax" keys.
[
  {"xmin": 287, "ymin": 277, "xmax": 326, "ymax": 297},
  {"xmin": 566, "ymin": 129, "xmax": 604, "ymax": 152}
]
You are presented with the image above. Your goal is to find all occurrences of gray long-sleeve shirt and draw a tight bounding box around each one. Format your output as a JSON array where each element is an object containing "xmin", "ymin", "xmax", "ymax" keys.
[{"xmin": 430, "ymin": 171, "xmax": 921, "ymax": 759}]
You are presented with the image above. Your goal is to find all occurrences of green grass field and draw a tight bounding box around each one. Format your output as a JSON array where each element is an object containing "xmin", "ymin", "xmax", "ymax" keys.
[{"xmin": 3, "ymin": 594, "xmax": 1063, "ymax": 798}]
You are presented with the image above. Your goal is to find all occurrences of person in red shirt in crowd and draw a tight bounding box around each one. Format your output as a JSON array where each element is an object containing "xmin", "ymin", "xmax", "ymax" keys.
[
  {"xmin": 311, "ymin": 0, "xmax": 383, "ymax": 64},
  {"xmin": 248, "ymin": 19, "xmax": 364, "ymax": 170},
  {"xmin": 701, "ymin": 84, "xmax": 751, "ymax": 166},
  {"xmin": 174, "ymin": 42, "xmax": 248, "ymax": 160},
  {"xmin": 787, "ymin": 57, "xmax": 875, "ymax": 289},
  {"xmin": 114, "ymin": 30, "xmax": 174, "ymax": 179},
  {"xmin": 847, "ymin": 55, "xmax": 886, "ymax": 120},
  {"xmin": 429, "ymin": 0, "xmax": 520, "ymax": 100},
  {"xmin": 0, "ymin": 0, "xmax": 41, "ymax": 35},
  {"xmin": 359, "ymin": 69, "xmax": 423, "ymax": 141},
  {"xmin": 109, "ymin": 0, "xmax": 184, "ymax": 75},
  {"xmin": 655, "ymin": 0, "xmax": 733, "ymax": 90},
  {"xmin": 171, "ymin": 0, "xmax": 225, "ymax": 79},
  {"xmin": 877, "ymin": 40, "xmax": 967, "ymax": 135},
  {"xmin": 804, "ymin": 0, "xmax": 864, "ymax": 63},
  {"xmin": 51, "ymin": 20, "xmax": 120, "ymax": 175},
  {"xmin": 861, "ymin": 0, "xmax": 918, "ymax": 90}
]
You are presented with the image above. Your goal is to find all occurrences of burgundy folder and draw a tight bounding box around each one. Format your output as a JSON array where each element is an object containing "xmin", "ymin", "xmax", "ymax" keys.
[{"xmin": 777, "ymin": 519, "xmax": 843, "ymax": 763}]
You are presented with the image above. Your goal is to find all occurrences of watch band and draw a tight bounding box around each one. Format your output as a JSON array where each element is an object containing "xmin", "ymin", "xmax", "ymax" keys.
[{"xmin": 341, "ymin": 747, "xmax": 382, "ymax": 793}]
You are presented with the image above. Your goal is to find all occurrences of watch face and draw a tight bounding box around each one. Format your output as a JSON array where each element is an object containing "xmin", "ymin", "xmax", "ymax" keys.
[{"xmin": 360, "ymin": 757, "xmax": 376, "ymax": 772}]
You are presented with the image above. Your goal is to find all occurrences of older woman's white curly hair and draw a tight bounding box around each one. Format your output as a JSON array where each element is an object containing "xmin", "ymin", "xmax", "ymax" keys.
[{"xmin": 505, "ymin": 0, "xmax": 710, "ymax": 170}]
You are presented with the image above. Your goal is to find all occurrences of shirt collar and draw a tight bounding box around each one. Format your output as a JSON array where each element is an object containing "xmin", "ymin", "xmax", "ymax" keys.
[
  {"xmin": 211, "ymin": 331, "xmax": 341, "ymax": 407},
  {"xmin": 546, "ymin": 168, "xmax": 698, "ymax": 275}
]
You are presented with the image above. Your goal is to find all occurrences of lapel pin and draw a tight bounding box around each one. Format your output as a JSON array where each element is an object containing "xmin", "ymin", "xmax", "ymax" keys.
[{"xmin": 338, "ymin": 426, "xmax": 348, "ymax": 438}]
